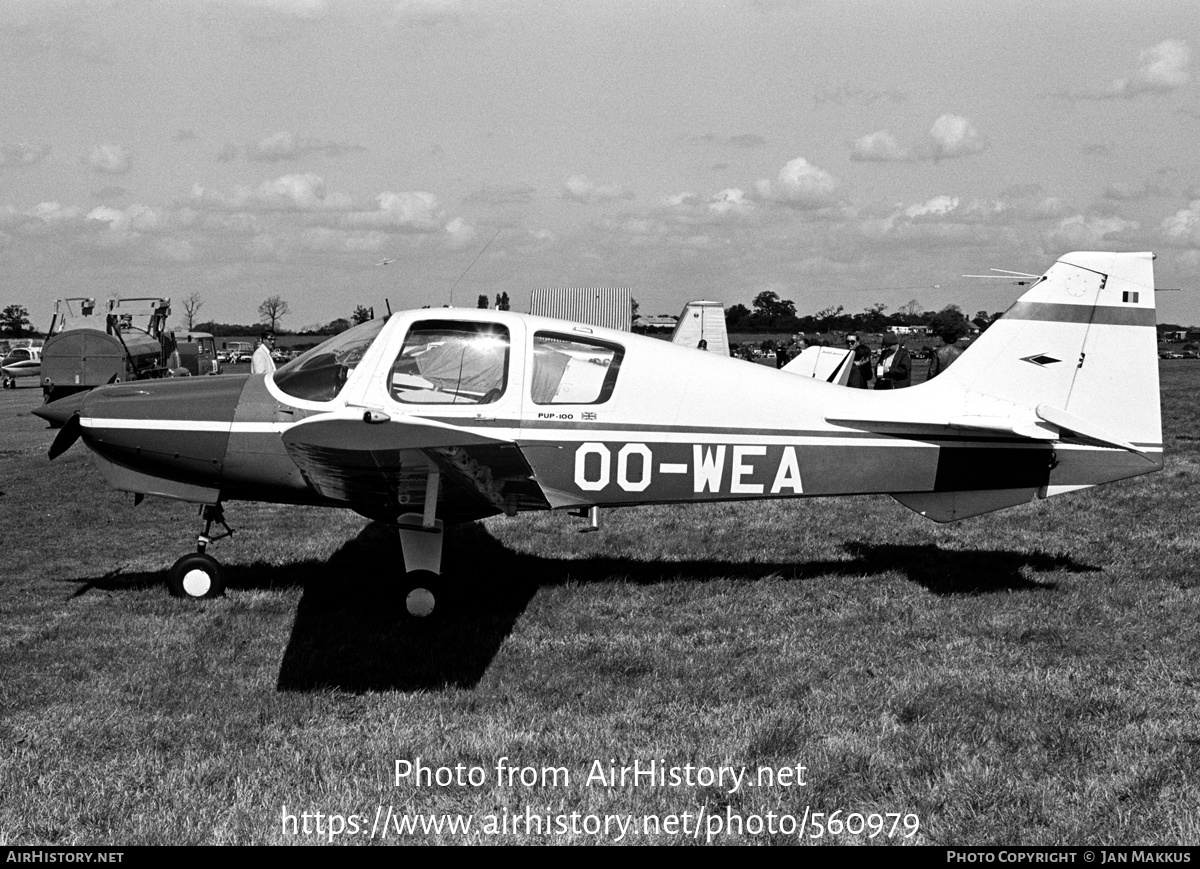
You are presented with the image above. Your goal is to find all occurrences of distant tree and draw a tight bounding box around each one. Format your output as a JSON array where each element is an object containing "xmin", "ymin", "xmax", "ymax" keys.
[
  {"xmin": 0, "ymin": 305, "xmax": 32, "ymax": 337},
  {"xmin": 725, "ymin": 303, "xmax": 751, "ymax": 329},
  {"xmin": 258, "ymin": 295, "xmax": 290, "ymax": 332},
  {"xmin": 753, "ymin": 290, "xmax": 797, "ymax": 320},
  {"xmin": 324, "ymin": 318, "xmax": 352, "ymax": 335},
  {"xmin": 181, "ymin": 292, "xmax": 204, "ymax": 330},
  {"xmin": 351, "ymin": 305, "xmax": 373, "ymax": 325},
  {"xmin": 858, "ymin": 302, "xmax": 888, "ymax": 333},
  {"xmin": 477, "ymin": 294, "xmax": 489, "ymax": 309},
  {"xmin": 496, "ymin": 292, "xmax": 510, "ymax": 311},
  {"xmin": 814, "ymin": 304, "xmax": 844, "ymax": 333},
  {"xmin": 972, "ymin": 310, "xmax": 1001, "ymax": 332},
  {"xmin": 631, "ymin": 297, "xmax": 640, "ymax": 321},
  {"xmin": 928, "ymin": 305, "xmax": 971, "ymax": 344},
  {"xmin": 900, "ymin": 299, "xmax": 923, "ymax": 320}
]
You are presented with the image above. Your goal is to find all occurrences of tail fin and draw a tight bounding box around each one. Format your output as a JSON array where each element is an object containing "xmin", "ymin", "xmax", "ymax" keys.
[
  {"xmin": 670, "ymin": 301, "xmax": 730, "ymax": 356},
  {"xmin": 939, "ymin": 251, "xmax": 1161, "ymax": 458},
  {"xmin": 885, "ymin": 251, "xmax": 1162, "ymax": 521}
]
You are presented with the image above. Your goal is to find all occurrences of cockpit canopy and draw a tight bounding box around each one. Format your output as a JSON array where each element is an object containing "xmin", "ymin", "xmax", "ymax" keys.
[{"xmin": 271, "ymin": 314, "xmax": 626, "ymax": 407}]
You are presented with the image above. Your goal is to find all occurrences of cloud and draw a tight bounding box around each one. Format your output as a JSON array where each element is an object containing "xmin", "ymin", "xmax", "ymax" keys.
[
  {"xmin": 707, "ymin": 188, "xmax": 753, "ymax": 217},
  {"xmin": 563, "ymin": 174, "xmax": 634, "ymax": 204},
  {"xmin": 928, "ymin": 114, "xmax": 985, "ymax": 159},
  {"xmin": 218, "ymin": 131, "xmax": 366, "ymax": 162},
  {"xmin": 30, "ymin": 202, "xmax": 85, "ymax": 223},
  {"xmin": 1102, "ymin": 181, "xmax": 1165, "ymax": 201},
  {"xmin": 1162, "ymin": 200, "xmax": 1200, "ymax": 245},
  {"xmin": 1045, "ymin": 214, "xmax": 1139, "ymax": 248},
  {"xmin": 849, "ymin": 115, "xmax": 986, "ymax": 163},
  {"xmin": 1112, "ymin": 38, "xmax": 1190, "ymax": 97},
  {"xmin": 0, "ymin": 143, "xmax": 51, "ymax": 167},
  {"xmin": 83, "ymin": 144, "xmax": 131, "ymax": 175},
  {"xmin": 444, "ymin": 216, "xmax": 477, "ymax": 247},
  {"xmin": 904, "ymin": 196, "xmax": 959, "ymax": 218},
  {"xmin": 1061, "ymin": 39, "xmax": 1190, "ymax": 99},
  {"xmin": 755, "ymin": 156, "xmax": 840, "ymax": 207},
  {"xmin": 367, "ymin": 191, "xmax": 445, "ymax": 230},
  {"xmin": 850, "ymin": 130, "xmax": 909, "ymax": 162},
  {"xmin": 192, "ymin": 173, "xmax": 353, "ymax": 211}
]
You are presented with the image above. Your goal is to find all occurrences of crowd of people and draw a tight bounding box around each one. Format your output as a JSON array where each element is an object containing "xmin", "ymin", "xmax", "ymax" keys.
[{"xmin": 728, "ymin": 322, "xmax": 966, "ymax": 388}]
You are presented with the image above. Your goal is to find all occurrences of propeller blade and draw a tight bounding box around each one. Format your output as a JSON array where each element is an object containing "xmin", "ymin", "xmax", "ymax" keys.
[{"xmin": 48, "ymin": 412, "xmax": 83, "ymax": 460}]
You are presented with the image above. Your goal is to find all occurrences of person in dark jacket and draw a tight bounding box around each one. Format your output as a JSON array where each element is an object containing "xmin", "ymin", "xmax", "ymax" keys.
[
  {"xmin": 846, "ymin": 333, "xmax": 873, "ymax": 389},
  {"xmin": 874, "ymin": 333, "xmax": 911, "ymax": 389},
  {"xmin": 926, "ymin": 329, "xmax": 964, "ymax": 380}
]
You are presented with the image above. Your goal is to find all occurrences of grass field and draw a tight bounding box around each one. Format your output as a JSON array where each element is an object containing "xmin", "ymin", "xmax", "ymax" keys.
[{"xmin": 1, "ymin": 365, "xmax": 1197, "ymax": 846}]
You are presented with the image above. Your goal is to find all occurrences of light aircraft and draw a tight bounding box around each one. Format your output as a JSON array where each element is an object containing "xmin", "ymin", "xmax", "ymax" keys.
[
  {"xmin": 2, "ymin": 344, "xmax": 42, "ymax": 388},
  {"xmin": 783, "ymin": 345, "xmax": 854, "ymax": 385},
  {"xmin": 35, "ymin": 251, "xmax": 1163, "ymax": 616},
  {"xmin": 670, "ymin": 300, "xmax": 730, "ymax": 356}
]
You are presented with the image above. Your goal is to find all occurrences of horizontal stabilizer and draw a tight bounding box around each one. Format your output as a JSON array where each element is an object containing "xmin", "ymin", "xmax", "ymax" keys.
[
  {"xmin": 826, "ymin": 413, "xmax": 1053, "ymax": 440},
  {"xmin": 828, "ymin": 406, "xmax": 1145, "ymax": 454},
  {"xmin": 1034, "ymin": 404, "xmax": 1142, "ymax": 456}
]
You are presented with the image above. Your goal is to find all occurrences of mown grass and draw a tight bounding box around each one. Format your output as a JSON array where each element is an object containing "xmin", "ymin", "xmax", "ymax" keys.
[{"xmin": 1, "ymin": 366, "xmax": 1198, "ymax": 845}]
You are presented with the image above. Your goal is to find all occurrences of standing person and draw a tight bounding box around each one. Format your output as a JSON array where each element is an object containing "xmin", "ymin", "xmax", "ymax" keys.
[
  {"xmin": 926, "ymin": 328, "xmax": 964, "ymax": 380},
  {"xmin": 874, "ymin": 333, "xmax": 911, "ymax": 389},
  {"xmin": 251, "ymin": 333, "xmax": 276, "ymax": 375},
  {"xmin": 845, "ymin": 333, "xmax": 873, "ymax": 389}
]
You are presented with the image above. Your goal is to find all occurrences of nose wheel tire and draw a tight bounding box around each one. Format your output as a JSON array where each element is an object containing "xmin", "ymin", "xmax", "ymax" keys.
[
  {"xmin": 167, "ymin": 552, "xmax": 226, "ymax": 600},
  {"xmin": 403, "ymin": 570, "xmax": 442, "ymax": 618}
]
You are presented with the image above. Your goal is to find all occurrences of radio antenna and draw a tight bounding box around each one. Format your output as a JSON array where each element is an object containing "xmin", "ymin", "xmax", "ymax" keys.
[{"xmin": 448, "ymin": 229, "xmax": 501, "ymax": 307}]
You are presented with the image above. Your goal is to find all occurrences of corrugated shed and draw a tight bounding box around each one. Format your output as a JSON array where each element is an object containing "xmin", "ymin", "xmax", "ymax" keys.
[{"xmin": 529, "ymin": 287, "xmax": 632, "ymax": 332}]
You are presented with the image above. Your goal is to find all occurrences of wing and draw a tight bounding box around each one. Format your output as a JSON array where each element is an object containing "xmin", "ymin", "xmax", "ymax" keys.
[{"xmin": 280, "ymin": 411, "xmax": 550, "ymax": 523}]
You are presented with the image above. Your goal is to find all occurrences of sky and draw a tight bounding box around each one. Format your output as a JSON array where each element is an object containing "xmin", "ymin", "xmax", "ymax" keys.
[{"xmin": 2, "ymin": 0, "xmax": 1199, "ymax": 332}]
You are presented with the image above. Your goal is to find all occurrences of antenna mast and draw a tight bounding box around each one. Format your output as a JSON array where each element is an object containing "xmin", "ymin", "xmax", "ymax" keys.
[{"xmin": 448, "ymin": 229, "xmax": 501, "ymax": 307}]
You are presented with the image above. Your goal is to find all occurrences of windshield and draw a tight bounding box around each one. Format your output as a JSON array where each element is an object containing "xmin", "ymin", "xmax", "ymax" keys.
[{"xmin": 273, "ymin": 318, "xmax": 386, "ymax": 402}]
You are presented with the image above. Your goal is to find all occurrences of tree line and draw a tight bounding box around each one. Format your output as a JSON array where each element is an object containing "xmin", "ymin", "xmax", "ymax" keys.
[{"xmin": 724, "ymin": 290, "xmax": 1005, "ymax": 339}]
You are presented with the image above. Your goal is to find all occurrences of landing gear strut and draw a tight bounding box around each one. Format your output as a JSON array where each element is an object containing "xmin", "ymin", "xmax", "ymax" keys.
[
  {"xmin": 167, "ymin": 504, "xmax": 234, "ymax": 600},
  {"xmin": 397, "ymin": 469, "xmax": 446, "ymax": 618}
]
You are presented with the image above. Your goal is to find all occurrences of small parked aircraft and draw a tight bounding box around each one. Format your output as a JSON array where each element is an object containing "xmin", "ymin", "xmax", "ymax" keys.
[
  {"xmin": 35, "ymin": 251, "xmax": 1163, "ymax": 616},
  {"xmin": 2, "ymin": 344, "xmax": 42, "ymax": 388}
]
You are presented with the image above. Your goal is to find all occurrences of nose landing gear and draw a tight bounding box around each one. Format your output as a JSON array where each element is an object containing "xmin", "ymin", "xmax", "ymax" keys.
[{"xmin": 167, "ymin": 504, "xmax": 233, "ymax": 600}]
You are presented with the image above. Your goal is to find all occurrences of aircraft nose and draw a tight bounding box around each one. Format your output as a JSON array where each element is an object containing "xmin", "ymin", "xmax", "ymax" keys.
[
  {"xmin": 33, "ymin": 392, "xmax": 87, "ymax": 429},
  {"xmin": 77, "ymin": 376, "xmax": 250, "ymax": 486}
]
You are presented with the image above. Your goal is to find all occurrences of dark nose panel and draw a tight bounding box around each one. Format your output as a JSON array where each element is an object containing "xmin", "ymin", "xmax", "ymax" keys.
[{"xmin": 81, "ymin": 376, "xmax": 248, "ymax": 488}]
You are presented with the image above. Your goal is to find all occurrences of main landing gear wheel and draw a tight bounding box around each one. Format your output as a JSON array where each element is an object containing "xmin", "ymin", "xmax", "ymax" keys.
[
  {"xmin": 403, "ymin": 570, "xmax": 442, "ymax": 618},
  {"xmin": 167, "ymin": 552, "xmax": 225, "ymax": 600}
]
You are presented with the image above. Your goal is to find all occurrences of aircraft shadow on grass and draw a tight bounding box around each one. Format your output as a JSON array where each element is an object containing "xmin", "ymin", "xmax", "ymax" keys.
[{"xmin": 67, "ymin": 520, "xmax": 1099, "ymax": 693}]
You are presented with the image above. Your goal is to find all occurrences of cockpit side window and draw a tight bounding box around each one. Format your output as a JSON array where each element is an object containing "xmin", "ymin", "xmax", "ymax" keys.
[
  {"xmin": 390, "ymin": 320, "xmax": 510, "ymax": 405},
  {"xmin": 273, "ymin": 318, "xmax": 386, "ymax": 403},
  {"xmin": 531, "ymin": 332, "xmax": 624, "ymax": 405}
]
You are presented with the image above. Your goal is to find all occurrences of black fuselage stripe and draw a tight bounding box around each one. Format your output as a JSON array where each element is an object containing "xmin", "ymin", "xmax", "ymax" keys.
[{"xmin": 1004, "ymin": 301, "xmax": 1155, "ymax": 327}]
